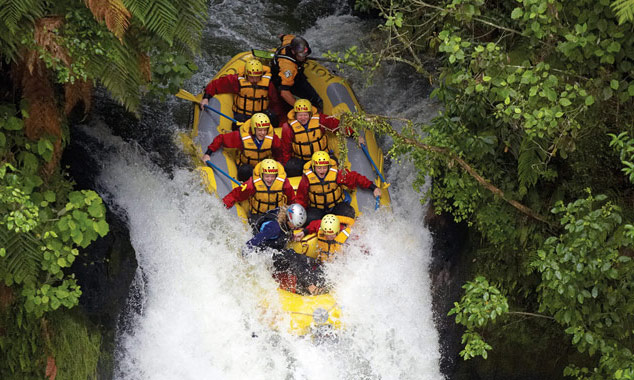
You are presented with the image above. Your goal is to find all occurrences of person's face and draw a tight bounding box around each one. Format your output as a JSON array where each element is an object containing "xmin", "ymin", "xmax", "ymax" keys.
[
  {"xmin": 296, "ymin": 112, "xmax": 310, "ymax": 124},
  {"xmin": 295, "ymin": 52, "xmax": 307, "ymax": 63},
  {"xmin": 255, "ymin": 127, "xmax": 268, "ymax": 140},
  {"xmin": 322, "ymin": 232, "xmax": 336, "ymax": 240},
  {"xmin": 262, "ymin": 173, "xmax": 276, "ymax": 186},
  {"xmin": 315, "ymin": 165, "xmax": 328, "ymax": 178},
  {"xmin": 247, "ymin": 75, "xmax": 261, "ymax": 84}
]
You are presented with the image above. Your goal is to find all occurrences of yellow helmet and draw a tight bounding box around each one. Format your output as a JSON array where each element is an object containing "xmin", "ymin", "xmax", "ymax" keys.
[
  {"xmin": 245, "ymin": 59, "xmax": 263, "ymax": 76},
  {"xmin": 311, "ymin": 151, "xmax": 330, "ymax": 169},
  {"xmin": 294, "ymin": 99, "xmax": 312, "ymax": 113},
  {"xmin": 259, "ymin": 159, "xmax": 279, "ymax": 176},
  {"xmin": 320, "ymin": 214, "xmax": 340, "ymax": 235},
  {"xmin": 250, "ymin": 113, "xmax": 271, "ymax": 133}
]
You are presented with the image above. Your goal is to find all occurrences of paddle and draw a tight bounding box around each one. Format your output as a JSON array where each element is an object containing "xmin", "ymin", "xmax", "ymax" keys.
[
  {"xmin": 205, "ymin": 160, "xmax": 241, "ymax": 186},
  {"xmin": 175, "ymin": 89, "xmax": 241, "ymax": 124},
  {"xmin": 251, "ymin": 49, "xmax": 337, "ymax": 64},
  {"xmin": 360, "ymin": 143, "xmax": 390, "ymax": 189}
]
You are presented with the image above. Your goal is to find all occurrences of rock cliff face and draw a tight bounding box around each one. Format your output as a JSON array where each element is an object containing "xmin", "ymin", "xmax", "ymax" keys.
[{"xmin": 62, "ymin": 125, "xmax": 138, "ymax": 379}]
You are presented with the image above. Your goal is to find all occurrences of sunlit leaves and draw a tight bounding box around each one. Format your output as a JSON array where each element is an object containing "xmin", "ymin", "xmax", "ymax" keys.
[{"xmin": 449, "ymin": 277, "xmax": 509, "ymax": 360}]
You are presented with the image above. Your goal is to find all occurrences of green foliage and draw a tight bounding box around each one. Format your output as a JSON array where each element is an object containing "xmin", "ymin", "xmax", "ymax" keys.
[
  {"xmin": 323, "ymin": 46, "xmax": 376, "ymax": 76},
  {"xmin": 608, "ymin": 131, "xmax": 634, "ymax": 183},
  {"xmin": 0, "ymin": 102, "xmax": 108, "ymax": 375},
  {"xmin": 533, "ymin": 192, "xmax": 634, "ymax": 379},
  {"xmin": 1, "ymin": 0, "xmax": 208, "ymax": 112},
  {"xmin": 0, "ymin": 306, "xmax": 46, "ymax": 378},
  {"xmin": 350, "ymin": 0, "xmax": 634, "ymax": 376},
  {"xmin": 612, "ymin": 0, "xmax": 634, "ymax": 24},
  {"xmin": 449, "ymin": 276, "xmax": 509, "ymax": 360},
  {"xmin": 48, "ymin": 310, "xmax": 101, "ymax": 380}
]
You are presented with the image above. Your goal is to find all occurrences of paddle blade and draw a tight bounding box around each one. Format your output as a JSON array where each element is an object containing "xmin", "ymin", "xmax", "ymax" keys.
[
  {"xmin": 252, "ymin": 49, "xmax": 275, "ymax": 60},
  {"xmin": 176, "ymin": 89, "xmax": 200, "ymax": 103}
]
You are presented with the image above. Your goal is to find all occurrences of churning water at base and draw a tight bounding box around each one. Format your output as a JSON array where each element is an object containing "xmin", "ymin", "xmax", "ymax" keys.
[
  {"xmin": 86, "ymin": 118, "xmax": 441, "ymax": 379},
  {"xmin": 80, "ymin": 3, "xmax": 443, "ymax": 379}
]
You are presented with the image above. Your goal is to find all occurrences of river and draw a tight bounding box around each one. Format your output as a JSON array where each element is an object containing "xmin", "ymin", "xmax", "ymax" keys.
[{"xmin": 78, "ymin": 1, "xmax": 443, "ymax": 379}]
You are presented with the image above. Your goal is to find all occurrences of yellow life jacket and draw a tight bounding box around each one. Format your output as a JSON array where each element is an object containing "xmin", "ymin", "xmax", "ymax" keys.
[
  {"xmin": 233, "ymin": 71, "xmax": 271, "ymax": 116},
  {"xmin": 249, "ymin": 161, "xmax": 288, "ymax": 214},
  {"xmin": 316, "ymin": 215, "xmax": 356, "ymax": 262},
  {"xmin": 304, "ymin": 160, "xmax": 344, "ymax": 209},
  {"xmin": 237, "ymin": 120, "xmax": 275, "ymax": 166},
  {"xmin": 287, "ymin": 106, "xmax": 328, "ymax": 161}
]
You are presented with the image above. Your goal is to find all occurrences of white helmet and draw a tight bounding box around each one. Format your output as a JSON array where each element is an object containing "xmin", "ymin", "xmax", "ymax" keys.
[{"xmin": 286, "ymin": 204, "xmax": 306, "ymax": 228}]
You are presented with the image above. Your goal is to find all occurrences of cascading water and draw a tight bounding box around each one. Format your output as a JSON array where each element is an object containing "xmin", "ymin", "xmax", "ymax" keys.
[{"xmin": 80, "ymin": 2, "xmax": 443, "ymax": 379}]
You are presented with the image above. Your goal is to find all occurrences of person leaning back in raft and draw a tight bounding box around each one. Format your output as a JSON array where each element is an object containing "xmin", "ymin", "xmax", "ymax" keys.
[
  {"xmin": 243, "ymin": 204, "xmax": 309, "ymax": 293},
  {"xmin": 295, "ymin": 151, "xmax": 382, "ymax": 224},
  {"xmin": 200, "ymin": 59, "xmax": 284, "ymax": 129},
  {"xmin": 222, "ymin": 159, "xmax": 295, "ymax": 225},
  {"xmin": 201, "ymin": 113, "xmax": 282, "ymax": 182},
  {"xmin": 293, "ymin": 214, "xmax": 356, "ymax": 295},
  {"xmin": 280, "ymin": 98, "xmax": 344, "ymax": 177},
  {"xmin": 271, "ymin": 34, "xmax": 323, "ymax": 112}
]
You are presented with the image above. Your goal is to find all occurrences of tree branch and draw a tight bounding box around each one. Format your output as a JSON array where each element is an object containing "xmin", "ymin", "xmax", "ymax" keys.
[
  {"xmin": 508, "ymin": 311, "xmax": 555, "ymax": 320},
  {"xmin": 354, "ymin": 113, "xmax": 552, "ymax": 225}
]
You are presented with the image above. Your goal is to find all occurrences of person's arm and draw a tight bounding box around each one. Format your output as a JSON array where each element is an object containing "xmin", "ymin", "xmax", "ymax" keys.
[
  {"xmin": 340, "ymin": 169, "xmax": 382, "ymax": 198},
  {"xmin": 277, "ymin": 60, "xmax": 298, "ymax": 106},
  {"xmin": 280, "ymin": 90, "xmax": 296, "ymax": 107},
  {"xmin": 222, "ymin": 179, "xmax": 254, "ymax": 208},
  {"xmin": 272, "ymin": 134, "xmax": 284, "ymax": 162},
  {"xmin": 280, "ymin": 123, "xmax": 293, "ymax": 164},
  {"xmin": 319, "ymin": 113, "xmax": 355, "ymax": 136},
  {"xmin": 245, "ymin": 220, "xmax": 282, "ymax": 249},
  {"xmin": 202, "ymin": 130, "xmax": 243, "ymax": 161},
  {"xmin": 305, "ymin": 219, "xmax": 321, "ymax": 234},
  {"xmin": 201, "ymin": 74, "xmax": 240, "ymax": 109},
  {"xmin": 283, "ymin": 178, "xmax": 296, "ymax": 205},
  {"xmin": 295, "ymin": 176, "xmax": 310, "ymax": 208},
  {"xmin": 338, "ymin": 169, "xmax": 375, "ymax": 190}
]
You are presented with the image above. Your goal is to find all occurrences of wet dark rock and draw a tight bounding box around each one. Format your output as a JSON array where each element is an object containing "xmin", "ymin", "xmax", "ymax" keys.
[{"xmin": 62, "ymin": 125, "xmax": 138, "ymax": 380}]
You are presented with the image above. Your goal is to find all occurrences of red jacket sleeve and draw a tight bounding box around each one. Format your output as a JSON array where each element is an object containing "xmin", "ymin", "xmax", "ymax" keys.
[
  {"xmin": 207, "ymin": 130, "xmax": 243, "ymax": 152},
  {"xmin": 204, "ymin": 74, "xmax": 240, "ymax": 98},
  {"xmin": 283, "ymin": 178, "xmax": 296, "ymax": 204},
  {"xmin": 295, "ymin": 176, "xmax": 310, "ymax": 208},
  {"xmin": 280, "ymin": 123, "xmax": 294, "ymax": 165},
  {"xmin": 272, "ymin": 134, "xmax": 283, "ymax": 162},
  {"xmin": 223, "ymin": 178, "xmax": 255, "ymax": 208},
  {"xmin": 305, "ymin": 219, "xmax": 321, "ymax": 234},
  {"xmin": 337, "ymin": 169, "xmax": 375, "ymax": 190},
  {"xmin": 319, "ymin": 113, "xmax": 354, "ymax": 136}
]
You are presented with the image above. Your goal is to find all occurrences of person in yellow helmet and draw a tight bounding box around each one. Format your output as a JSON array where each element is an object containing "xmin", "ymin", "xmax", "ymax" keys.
[
  {"xmin": 202, "ymin": 113, "xmax": 283, "ymax": 181},
  {"xmin": 200, "ymin": 59, "xmax": 284, "ymax": 129},
  {"xmin": 295, "ymin": 151, "xmax": 382, "ymax": 224},
  {"xmin": 271, "ymin": 34, "xmax": 323, "ymax": 112},
  {"xmin": 222, "ymin": 159, "xmax": 295, "ymax": 223},
  {"xmin": 293, "ymin": 214, "xmax": 356, "ymax": 295},
  {"xmin": 280, "ymin": 98, "xmax": 346, "ymax": 177}
]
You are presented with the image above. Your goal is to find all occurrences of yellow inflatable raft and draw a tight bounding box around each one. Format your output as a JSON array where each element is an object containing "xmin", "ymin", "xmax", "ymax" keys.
[{"xmin": 180, "ymin": 51, "xmax": 390, "ymax": 336}]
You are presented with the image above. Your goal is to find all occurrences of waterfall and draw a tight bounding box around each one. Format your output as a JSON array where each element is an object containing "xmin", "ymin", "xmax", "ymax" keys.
[{"xmin": 80, "ymin": 2, "xmax": 443, "ymax": 379}]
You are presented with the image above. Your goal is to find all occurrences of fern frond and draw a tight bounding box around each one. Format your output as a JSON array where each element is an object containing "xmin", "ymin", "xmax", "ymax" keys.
[
  {"xmin": 171, "ymin": 0, "xmax": 207, "ymax": 53},
  {"xmin": 139, "ymin": 53, "xmax": 151, "ymax": 82},
  {"xmin": 517, "ymin": 138, "xmax": 544, "ymax": 195},
  {"xmin": 33, "ymin": 16, "xmax": 70, "ymax": 66},
  {"xmin": 86, "ymin": 38, "xmax": 141, "ymax": 112},
  {"xmin": 612, "ymin": 0, "xmax": 634, "ymax": 24},
  {"xmin": 84, "ymin": 0, "xmax": 131, "ymax": 40},
  {"xmin": 143, "ymin": 0, "xmax": 178, "ymax": 45},
  {"xmin": 122, "ymin": 0, "xmax": 150, "ymax": 24},
  {"xmin": 0, "ymin": 227, "xmax": 43, "ymax": 287},
  {"xmin": 20, "ymin": 59, "xmax": 61, "ymax": 141},
  {"xmin": 0, "ymin": 0, "xmax": 46, "ymax": 33}
]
